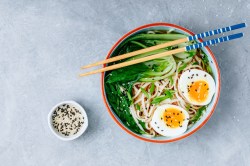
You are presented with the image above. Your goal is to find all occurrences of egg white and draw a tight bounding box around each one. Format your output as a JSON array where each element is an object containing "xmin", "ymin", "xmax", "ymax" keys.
[
  {"xmin": 178, "ymin": 69, "xmax": 215, "ymax": 106},
  {"xmin": 150, "ymin": 104, "xmax": 189, "ymax": 137}
]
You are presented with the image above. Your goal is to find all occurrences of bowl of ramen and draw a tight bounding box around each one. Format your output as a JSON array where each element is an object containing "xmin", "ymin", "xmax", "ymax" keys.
[{"xmin": 101, "ymin": 22, "xmax": 220, "ymax": 143}]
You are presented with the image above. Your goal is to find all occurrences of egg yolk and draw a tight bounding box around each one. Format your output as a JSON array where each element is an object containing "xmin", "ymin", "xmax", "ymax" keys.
[
  {"xmin": 188, "ymin": 80, "xmax": 209, "ymax": 103},
  {"xmin": 162, "ymin": 108, "xmax": 185, "ymax": 128}
]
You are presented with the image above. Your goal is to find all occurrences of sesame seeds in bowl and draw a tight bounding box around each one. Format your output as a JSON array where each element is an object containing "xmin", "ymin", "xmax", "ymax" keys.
[{"xmin": 48, "ymin": 101, "xmax": 88, "ymax": 141}]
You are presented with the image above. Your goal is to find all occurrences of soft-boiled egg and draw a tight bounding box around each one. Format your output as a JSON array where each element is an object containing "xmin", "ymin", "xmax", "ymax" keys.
[
  {"xmin": 150, "ymin": 104, "xmax": 189, "ymax": 137},
  {"xmin": 178, "ymin": 69, "xmax": 215, "ymax": 106}
]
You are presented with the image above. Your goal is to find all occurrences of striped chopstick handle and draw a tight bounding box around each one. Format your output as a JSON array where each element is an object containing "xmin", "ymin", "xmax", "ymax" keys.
[
  {"xmin": 186, "ymin": 33, "xmax": 243, "ymax": 51},
  {"xmin": 188, "ymin": 23, "xmax": 246, "ymax": 41}
]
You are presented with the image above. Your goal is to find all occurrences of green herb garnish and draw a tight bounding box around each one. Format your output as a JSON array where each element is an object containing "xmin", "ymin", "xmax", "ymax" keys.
[
  {"xmin": 164, "ymin": 89, "xmax": 175, "ymax": 99},
  {"xmin": 151, "ymin": 90, "xmax": 175, "ymax": 104},
  {"xmin": 135, "ymin": 104, "xmax": 141, "ymax": 111},
  {"xmin": 149, "ymin": 83, "xmax": 155, "ymax": 95},
  {"xmin": 178, "ymin": 63, "xmax": 187, "ymax": 73},
  {"xmin": 140, "ymin": 87, "xmax": 150, "ymax": 98},
  {"xmin": 168, "ymin": 76, "xmax": 174, "ymax": 85},
  {"xmin": 190, "ymin": 106, "xmax": 207, "ymax": 123}
]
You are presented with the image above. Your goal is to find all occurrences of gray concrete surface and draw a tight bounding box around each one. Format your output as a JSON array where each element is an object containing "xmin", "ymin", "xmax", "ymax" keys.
[{"xmin": 0, "ymin": 0, "xmax": 250, "ymax": 165}]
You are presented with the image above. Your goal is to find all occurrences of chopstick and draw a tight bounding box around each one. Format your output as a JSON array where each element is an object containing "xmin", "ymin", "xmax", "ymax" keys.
[
  {"xmin": 79, "ymin": 33, "xmax": 244, "ymax": 77},
  {"xmin": 81, "ymin": 23, "xmax": 246, "ymax": 69}
]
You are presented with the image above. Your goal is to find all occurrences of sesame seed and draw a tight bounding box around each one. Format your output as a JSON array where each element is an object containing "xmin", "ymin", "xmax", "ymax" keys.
[{"xmin": 51, "ymin": 104, "xmax": 84, "ymax": 137}]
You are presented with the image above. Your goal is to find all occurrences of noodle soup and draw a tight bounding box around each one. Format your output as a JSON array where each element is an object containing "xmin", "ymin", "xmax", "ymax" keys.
[{"xmin": 102, "ymin": 23, "xmax": 220, "ymax": 143}]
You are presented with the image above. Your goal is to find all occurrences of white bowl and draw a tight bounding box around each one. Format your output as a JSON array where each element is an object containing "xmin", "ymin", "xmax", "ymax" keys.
[{"xmin": 48, "ymin": 100, "xmax": 88, "ymax": 141}]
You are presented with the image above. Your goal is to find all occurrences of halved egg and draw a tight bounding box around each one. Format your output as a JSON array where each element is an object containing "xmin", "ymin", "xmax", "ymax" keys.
[
  {"xmin": 150, "ymin": 104, "xmax": 189, "ymax": 137},
  {"xmin": 178, "ymin": 69, "xmax": 215, "ymax": 106}
]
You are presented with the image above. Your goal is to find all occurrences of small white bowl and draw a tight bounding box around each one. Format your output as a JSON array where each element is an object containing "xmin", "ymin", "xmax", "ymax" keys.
[{"xmin": 48, "ymin": 100, "xmax": 88, "ymax": 141}]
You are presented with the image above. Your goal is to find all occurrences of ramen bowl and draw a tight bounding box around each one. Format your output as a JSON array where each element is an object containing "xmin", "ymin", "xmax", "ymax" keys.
[{"xmin": 101, "ymin": 22, "xmax": 220, "ymax": 143}]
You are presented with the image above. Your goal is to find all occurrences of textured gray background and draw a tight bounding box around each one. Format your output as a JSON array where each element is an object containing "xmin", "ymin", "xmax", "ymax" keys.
[{"xmin": 0, "ymin": 0, "xmax": 250, "ymax": 165}]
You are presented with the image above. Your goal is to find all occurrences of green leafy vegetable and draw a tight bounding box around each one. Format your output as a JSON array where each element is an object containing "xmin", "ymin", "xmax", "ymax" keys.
[
  {"xmin": 130, "ymin": 41, "xmax": 147, "ymax": 48},
  {"xmin": 149, "ymin": 83, "xmax": 155, "ymax": 95},
  {"xmin": 168, "ymin": 76, "xmax": 174, "ymax": 85},
  {"xmin": 201, "ymin": 54, "xmax": 209, "ymax": 63},
  {"xmin": 164, "ymin": 89, "xmax": 175, "ymax": 99},
  {"xmin": 151, "ymin": 95, "xmax": 169, "ymax": 105},
  {"xmin": 151, "ymin": 90, "xmax": 175, "ymax": 105},
  {"xmin": 187, "ymin": 49, "xmax": 197, "ymax": 58},
  {"xmin": 138, "ymin": 120, "xmax": 147, "ymax": 130},
  {"xmin": 135, "ymin": 104, "xmax": 141, "ymax": 111},
  {"xmin": 190, "ymin": 106, "xmax": 207, "ymax": 123},
  {"xmin": 206, "ymin": 65, "xmax": 213, "ymax": 75},
  {"xmin": 178, "ymin": 63, "xmax": 187, "ymax": 73},
  {"xmin": 192, "ymin": 62, "xmax": 199, "ymax": 65},
  {"xmin": 128, "ymin": 34, "xmax": 187, "ymax": 42},
  {"xmin": 106, "ymin": 63, "xmax": 150, "ymax": 83},
  {"xmin": 127, "ymin": 91, "xmax": 133, "ymax": 103},
  {"xmin": 140, "ymin": 87, "xmax": 150, "ymax": 98},
  {"xmin": 105, "ymin": 83, "xmax": 145, "ymax": 134},
  {"xmin": 200, "ymin": 53, "xmax": 213, "ymax": 75}
]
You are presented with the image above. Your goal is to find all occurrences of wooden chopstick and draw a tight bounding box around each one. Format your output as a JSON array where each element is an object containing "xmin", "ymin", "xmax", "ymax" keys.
[
  {"xmin": 79, "ymin": 47, "xmax": 185, "ymax": 77},
  {"xmin": 81, "ymin": 38, "xmax": 188, "ymax": 69},
  {"xmin": 79, "ymin": 33, "xmax": 243, "ymax": 77},
  {"xmin": 81, "ymin": 23, "xmax": 246, "ymax": 69}
]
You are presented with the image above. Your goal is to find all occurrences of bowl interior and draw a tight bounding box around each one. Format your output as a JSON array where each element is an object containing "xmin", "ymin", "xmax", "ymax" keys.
[{"xmin": 102, "ymin": 23, "xmax": 220, "ymax": 143}]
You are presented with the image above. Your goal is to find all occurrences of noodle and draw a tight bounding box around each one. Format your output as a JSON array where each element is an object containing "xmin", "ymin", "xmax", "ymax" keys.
[{"xmin": 130, "ymin": 54, "xmax": 209, "ymax": 136}]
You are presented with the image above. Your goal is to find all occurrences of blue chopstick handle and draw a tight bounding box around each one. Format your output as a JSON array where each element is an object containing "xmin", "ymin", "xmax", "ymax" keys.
[
  {"xmin": 188, "ymin": 23, "xmax": 246, "ymax": 41},
  {"xmin": 186, "ymin": 33, "xmax": 244, "ymax": 51}
]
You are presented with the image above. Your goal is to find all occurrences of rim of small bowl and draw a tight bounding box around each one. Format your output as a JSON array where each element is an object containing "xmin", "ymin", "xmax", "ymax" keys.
[
  {"xmin": 101, "ymin": 22, "xmax": 221, "ymax": 143},
  {"xmin": 48, "ymin": 100, "xmax": 88, "ymax": 141}
]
